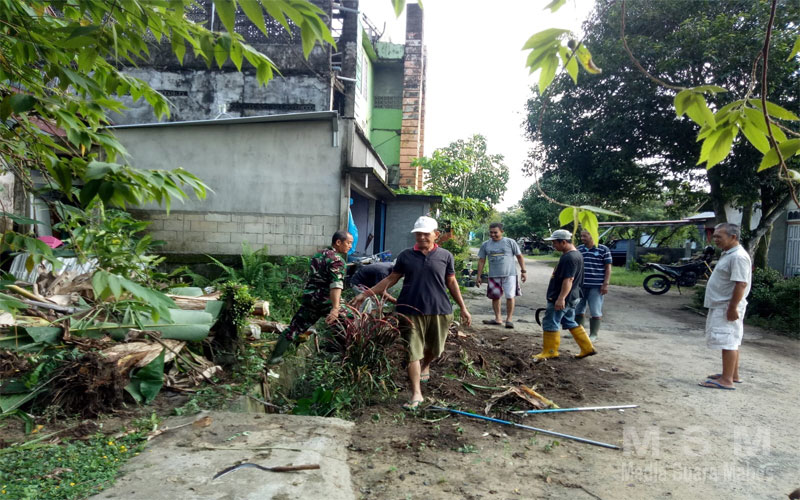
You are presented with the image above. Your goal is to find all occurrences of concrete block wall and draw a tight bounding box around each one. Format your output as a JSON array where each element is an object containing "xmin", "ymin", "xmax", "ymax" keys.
[{"xmin": 135, "ymin": 211, "xmax": 339, "ymax": 256}]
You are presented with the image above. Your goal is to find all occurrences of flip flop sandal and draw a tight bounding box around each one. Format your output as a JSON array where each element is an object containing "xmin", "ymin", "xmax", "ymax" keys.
[
  {"xmin": 420, "ymin": 373, "xmax": 431, "ymax": 383},
  {"xmin": 402, "ymin": 399, "xmax": 424, "ymax": 411},
  {"xmin": 482, "ymin": 319, "xmax": 503, "ymax": 325},
  {"xmin": 707, "ymin": 373, "xmax": 742, "ymax": 383},
  {"xmin": 505, "ymin": 321, "xmax": 514, "ymax": 329},
  {"xmin": 699, "ymin": 379, "xmax": 736, "ymax": 390}
]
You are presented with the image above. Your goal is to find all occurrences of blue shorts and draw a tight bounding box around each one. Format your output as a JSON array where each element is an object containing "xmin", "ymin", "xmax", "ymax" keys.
[
  {"xmin": 541, "ymin": 300, "xmax": 579, "ymax": 331},
  {"xmin": 576, "ymin": 287, "xmax": 604, "ymax": 318}
]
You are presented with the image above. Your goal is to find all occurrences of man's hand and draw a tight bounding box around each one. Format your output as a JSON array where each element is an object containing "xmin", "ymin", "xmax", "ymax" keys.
[
  {"xmin": 325, "ymin": 310, "xmax": 339, "ymax": 325},
  {"xmin": 350, "ymin": 293, "xmax": 366, "ymax": 308},
  {"xmin": 600, "ymin": 284, "xmax": 609, "ymax": 295},
  {"xmin": 460, "ymin": 308, "xmax": 472, "ymax": 327},
  {"xmin": 520, "ymin": 273, "xmax": 527, "ymax": 283},
  {"xmin": 475, "ymin": 276, "xmax": 482, "ymax": 287},
  {"xmin": 555, "ymin": 298, "xmax": 565, "ymax": 311},
  {"xmin": 726, "ymin": 307, "xmax": 740, "ymax": 322}
]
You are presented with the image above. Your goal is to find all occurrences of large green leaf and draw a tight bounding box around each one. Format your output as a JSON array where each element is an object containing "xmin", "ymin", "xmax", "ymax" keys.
[
  {"xmin": 558, "ymin": 206, "xmax": 577, "ymax": 227},
  {"xmin": 25, "ymin": 327, "xmax": 62, "ymax": 345},
  {"xmin": 758, "ymin": 139, "xmax": 800, "ymax": 172},
  {"xmin": 392, "ymin": 0, "xmax": 406, "ymax": 17},
  {"xmin": 739, "ymin": 118, "xmax": 771, "ymax": 154},
  {"xmin": 578, "ymin": 210, "xmax": 599, "ymax": 246},
  {"xmin": 80, "ymin": 309, "xmax": 214, "ymax": 341},
  {"xmin": 125, "ymin": 349, "xmax": 165, "ymax": 405},
  {"xmin": 0, "ymin": 212, "xmax": 45, "ymax": 226},
  {"xmin": 522, "ymin": 28, "xmax": 570, "ymax": 51},
  {"xmin": 0, "ymin": 326, "xmax": 61, "ymax": 351},
  {"xmin": 747, "ymin": 99, "xmax": 800, "ymax": 121},
  {"xmin": 538, "ymin": 53, "xmax": 559, "ymax": 95},
  {"xmin": 788, "ymin": 35, "xmax": 800, "ymax": 61},
  {"xmin": 214, "ymin": 0, "xmax": 238, "ymax": 35},
  {"xmin": 543, "ymin": 0, "xmax": 566, "ymax": 12},
  {"xmin": 239, "ymin": 0, "xmax": 268, "ymax": 37}
]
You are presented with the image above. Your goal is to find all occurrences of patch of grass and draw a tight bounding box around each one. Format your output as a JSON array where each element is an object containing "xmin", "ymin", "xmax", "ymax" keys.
[
  {"xmin": 0, "ymin": 414, "xmax": 158, "ymax": 500},
  {"xmin": 608, "ymin": 267, "xmax": 647, "ymax": 287},
  {"xmin": 527, "ymin": 254, "xmax": 559, "ymax": 261},
  {"xmin": 543, "ymin": 439, "xmax": 560, "ymax": 453}
]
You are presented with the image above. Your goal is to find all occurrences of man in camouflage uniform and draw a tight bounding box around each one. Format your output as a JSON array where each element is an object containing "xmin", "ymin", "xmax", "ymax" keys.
[{"xmin": 268, "ymin": 230, "xmax": 353, "ymax": 363}]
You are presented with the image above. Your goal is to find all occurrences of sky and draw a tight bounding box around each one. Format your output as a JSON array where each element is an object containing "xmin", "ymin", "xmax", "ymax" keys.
[{"xmin": 361, "ymin": 0, "xmax": 595, "ymax": 211}]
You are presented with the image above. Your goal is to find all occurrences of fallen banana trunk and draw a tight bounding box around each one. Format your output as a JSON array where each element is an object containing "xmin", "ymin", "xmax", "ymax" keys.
[{"xmin": 74, "ymin": 309, "xmax": 215, "ymax": 342}]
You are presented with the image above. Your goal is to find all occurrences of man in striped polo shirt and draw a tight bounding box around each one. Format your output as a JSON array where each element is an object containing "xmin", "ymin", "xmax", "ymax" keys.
[{"xmin": 576, "ymin": 229, "xmax": 612, "ymax": 341}]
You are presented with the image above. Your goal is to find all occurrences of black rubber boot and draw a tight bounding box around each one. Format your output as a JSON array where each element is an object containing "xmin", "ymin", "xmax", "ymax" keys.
[
  {"xmin": 589, "ymin": 318, "xmax": 601, "ymax": 341},
  {"xmin": 268, "ymin": 335, "xmax": 291, "ymax": 364},
  {"xmin": 575, "ymin": 314, "xmax": 585, "ymax": 327}
]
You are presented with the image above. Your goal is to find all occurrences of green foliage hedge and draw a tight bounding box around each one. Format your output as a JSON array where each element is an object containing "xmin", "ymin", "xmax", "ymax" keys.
[{"xmin": 693, "ymin": 268, "xmax": 800, "ymax": 337}]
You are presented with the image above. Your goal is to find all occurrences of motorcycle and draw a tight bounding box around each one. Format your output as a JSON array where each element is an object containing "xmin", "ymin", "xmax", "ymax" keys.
[{"xmin": 641, "ymin": 248, "xmax": 714, "ymax": 295}]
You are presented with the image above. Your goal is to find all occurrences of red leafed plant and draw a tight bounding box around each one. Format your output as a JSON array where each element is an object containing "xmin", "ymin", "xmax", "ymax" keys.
[{"xmin": 327, "ymin": 299, "xmax": 403, "ymax": 383}]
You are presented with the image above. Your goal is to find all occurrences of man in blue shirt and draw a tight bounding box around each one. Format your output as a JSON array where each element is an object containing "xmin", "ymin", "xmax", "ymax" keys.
[{"xmin": 576, "ymin": 229, "xmax": 613, "ymax": 341}]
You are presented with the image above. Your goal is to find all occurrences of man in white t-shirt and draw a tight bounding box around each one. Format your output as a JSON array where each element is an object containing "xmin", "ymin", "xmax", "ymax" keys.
[
  {"xmin": 699, "ymin": 223, "xmax": 751, "ymax": 391},
  {"xmin": 476, "ymin": 222, "xmax": 527, "ymax": 328}
]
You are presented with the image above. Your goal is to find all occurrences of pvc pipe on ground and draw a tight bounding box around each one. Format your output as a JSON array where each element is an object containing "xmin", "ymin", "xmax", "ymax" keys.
[
  {"xmin": 430, "ymin": 406, "xmax": 620, "ymax": 450},
  {"xmin": 514, "ymin": 404, "xmax": 639, "ymax": 415}
]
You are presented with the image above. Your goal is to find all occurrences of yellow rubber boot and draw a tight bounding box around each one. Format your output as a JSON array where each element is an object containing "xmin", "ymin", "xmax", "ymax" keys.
[
  {"xmin": 569, "ymin": 326, "xmax": 597, "ymax": 359},
  {"xmin": 533, "ymin": 331, "xmax": 560, "ymax": 361}
]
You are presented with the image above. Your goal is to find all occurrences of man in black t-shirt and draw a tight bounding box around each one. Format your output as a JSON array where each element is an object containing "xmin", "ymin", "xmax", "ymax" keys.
[
  {"xmin": 352, "ymin": 216, "xmax": 472, "ymax": 410},
  {"xmin": 351, "ymin": 262, "xmax": 396, "ymax": 304},
  {"xmin": 533, "ymin": 229, "xmax": 597, "ymax": 361}
]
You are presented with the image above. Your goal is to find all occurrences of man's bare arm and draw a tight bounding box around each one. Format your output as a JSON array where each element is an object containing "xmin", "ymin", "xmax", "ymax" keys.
[
  {"xmin": 555, "ymin": 277, "xmax": 574, "ymax": 310},
  {"xmin": 727, "ymin": 281, "xmax": 748, "ymax": 321}
]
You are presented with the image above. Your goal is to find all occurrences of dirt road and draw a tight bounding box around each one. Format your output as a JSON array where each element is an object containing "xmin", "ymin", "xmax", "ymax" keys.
[{"xmin": 348, "ymin": 256, "xmax": 800, "ymax": 499}]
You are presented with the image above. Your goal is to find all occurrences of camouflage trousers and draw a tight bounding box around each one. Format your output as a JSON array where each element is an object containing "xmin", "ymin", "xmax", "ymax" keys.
[{"xmin": 281, "ymin": 301, "xmax": 329, "ymax": 343}]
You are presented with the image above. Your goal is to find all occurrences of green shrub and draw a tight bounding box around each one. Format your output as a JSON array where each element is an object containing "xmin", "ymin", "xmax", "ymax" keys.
[
  {"xmin": 640, "ymin": 253, "xmax": 663, "ymax": 264},
  {"xmin": 441, "ymin": 237, "xmax": 471, "ymax": 274},
  {"xmin": 693, "ymin": 268, "xmax": 799, "ymax": 337},
  {"xmin": 183, "ymin": 243, "xmax": 309, "ymax": 322}
]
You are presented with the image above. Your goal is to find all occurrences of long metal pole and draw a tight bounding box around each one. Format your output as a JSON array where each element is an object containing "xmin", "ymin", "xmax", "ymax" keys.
[
  {"xmin": 430, "ymin": 407, "xmax": 620, "ymax": 450},
  {"xmin": 515, "ymin": 404, "xmax": 639, "ymax": 415}
]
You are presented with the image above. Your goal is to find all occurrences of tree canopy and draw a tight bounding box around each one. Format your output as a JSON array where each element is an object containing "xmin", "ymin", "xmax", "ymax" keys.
[
  {"xmin": 413, "ymin": 134, "xmax": 510, "ymax": 206},
  {"xmin": 0, "ymin": 0, "xmax": 333, "ymax": 312},
  {"xmin": 523, "ymin": 0, "xmax": 799, "ymax": 258}
]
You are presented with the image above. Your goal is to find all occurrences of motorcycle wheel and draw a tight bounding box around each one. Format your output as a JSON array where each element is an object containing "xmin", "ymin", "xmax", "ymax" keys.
[{"xmin": 643, "ymin": 274, "xmax": 672, "ymax": 295}]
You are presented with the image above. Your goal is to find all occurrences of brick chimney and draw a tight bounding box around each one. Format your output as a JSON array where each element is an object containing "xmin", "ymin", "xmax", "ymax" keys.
[{"xmin": 398, "ymin": 3, "xmax": 425, "ymax": 190}]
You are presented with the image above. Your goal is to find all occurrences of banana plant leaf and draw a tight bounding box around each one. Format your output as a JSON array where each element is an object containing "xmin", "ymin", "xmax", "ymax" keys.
[
  {"xmin": 204, "ymin": 301, "xmax": 224, "ymax": 322},
  {"xmin": 125, "ymin": 349, "xmax": 165, "ymax": 405},
  {"xmin": 166, "ymin": 287, "xmax": 205, "ymax": 297},
  {"xmin": 73, "ymin": 309, "xmax": 214, "ymax": 341},
  {"xmin": 0, "ymin": 326, "xmax": 62, "ymax": 351}
]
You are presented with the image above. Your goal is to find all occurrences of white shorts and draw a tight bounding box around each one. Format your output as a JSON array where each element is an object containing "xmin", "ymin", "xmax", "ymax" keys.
[
  {"xmin": 705, "ymin": 306, "xmax": 745, "ymax": 350},
  {"xmin": 487, "ymin": 275, "xmax": 520, "ymax": 300}
]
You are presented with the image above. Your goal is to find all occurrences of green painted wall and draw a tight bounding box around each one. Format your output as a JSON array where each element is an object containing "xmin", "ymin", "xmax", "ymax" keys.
[
  {"xmin": 370, "ymin": 63, "xmax": 403, "ymax": 169},
  {"xmin": 371, "ymin": 108, "xmax": 402, "ymax": 166},
  {"xmin": 375, "ymin": 41, "xmax": 404, "ymax": 60}
]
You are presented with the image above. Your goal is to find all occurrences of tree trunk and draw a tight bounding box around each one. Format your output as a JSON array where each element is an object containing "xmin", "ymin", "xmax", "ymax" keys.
[
  {"xmin": 707, "ymin": 167, "xmax": 727, "ymax": 223},
  {"xmin": 753, "ymin": 226, "xmax": 772, "ymax": 269},
  {"xmin": 740, "ymin": 202, "xmax": 753, "ymax": 242},
  {"xmin": 744, "ymin": 192, "xmax": 790, "ymax": 257}
]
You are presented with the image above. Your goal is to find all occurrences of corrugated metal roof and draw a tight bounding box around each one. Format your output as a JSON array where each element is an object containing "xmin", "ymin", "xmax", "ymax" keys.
[{"xmin": 109, "ymin": 111, "xmax": 339, "ymax": 130}]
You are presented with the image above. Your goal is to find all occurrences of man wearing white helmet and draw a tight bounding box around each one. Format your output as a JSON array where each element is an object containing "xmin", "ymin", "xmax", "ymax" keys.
[{"xmin": 353, "ymin": 216, "xmax": 472, "ymax": 410}]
